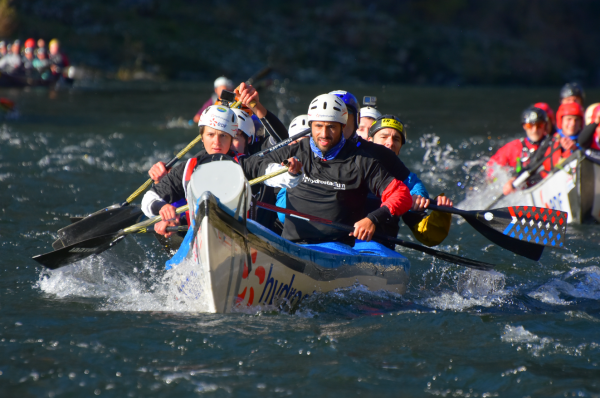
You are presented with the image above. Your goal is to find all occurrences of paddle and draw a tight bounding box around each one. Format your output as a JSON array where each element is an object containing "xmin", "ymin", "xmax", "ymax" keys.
[
  {"xmin": 52, "ymin": 132, "xmax": 205, "ymax": 250},
  {"xmin": 252, "ymin": 127, "xmax": 311, "ymax": 158},
  {"xmin": 427, "ymin": 204, "xmax": 567, "ymax": 261},
  {"xmin": 33, "ymin": 167, "xmax": 292, "ymax": 269},
  {"xmin": 246, "ymin": 66, "xmax": 272, "ymax": 85},
  {"xmin": 223, "ymin": 89, "xmax": 284, "ymax": 143},
  {"xmin": 255, "ymin": 201, "xmax": 495, "ymax": 271}
]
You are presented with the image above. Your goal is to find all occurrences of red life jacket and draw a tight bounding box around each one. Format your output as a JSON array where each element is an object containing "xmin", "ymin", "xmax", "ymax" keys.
[
  {"xmin": 539, "ymin": 133, "xmax": 568, "ymax": 178},
  {"xmin": 487, "ymin": 137, "xmax": 540, "ymax": 178}
]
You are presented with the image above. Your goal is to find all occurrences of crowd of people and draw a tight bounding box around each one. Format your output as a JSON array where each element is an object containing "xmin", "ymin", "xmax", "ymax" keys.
[
  {"xmin": 0, "ymin": 38, "xmax": 69, "ymax": 80},
  {"xmin": 486, "ymin": 82, "xmax": 600, "ymax": 195},
  {"xmin": 141, "ymin": 77, "xmax": 456, "ymax": 253}
]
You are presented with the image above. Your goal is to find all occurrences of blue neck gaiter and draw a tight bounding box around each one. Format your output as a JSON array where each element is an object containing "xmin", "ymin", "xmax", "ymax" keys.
[
  {"xmin": 557, "ymin": 129, "xmax": 581, "ymax": 149},
  {"xmin": 309, "ymin": 134, "xmax": 346, "ymax": 161}
]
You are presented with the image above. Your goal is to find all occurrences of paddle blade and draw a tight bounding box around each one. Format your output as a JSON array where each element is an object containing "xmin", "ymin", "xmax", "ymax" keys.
[
  {"xmin": 463, "ymin": 215, "xmax": 544, "ymax": 261},
  {"xmin": 52, "ymin": 205, "xmax": 143, "ymax": 250},
  {"xmin": 475, "ymin": 206, "xmax": 567, "ymax": 249},
  {"xmin": 33, "ymin": 234, "xmax": 124, "ymax": 270}
]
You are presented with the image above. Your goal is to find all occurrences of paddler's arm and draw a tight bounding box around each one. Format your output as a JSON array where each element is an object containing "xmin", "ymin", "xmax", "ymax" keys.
[
  {"xmin": 578, "ymin": 122, "xmax": 598, "ymax": 149},
  {"xmin": 239, "ymin": 152, "xmax": 303, "ymax": 189},
  {"xmin": 239, "ymin": 135, "xmax": 300, "ymax": 178},
  {"xmin": 141, "ymin": 161, "xmax": 187, "ymax": 219},
  {"xmin": 352, "ymin": 179, "xmax": 413, "ymax": 242},
  {"xmin": 237, "ymin": 82, "xmax": 289, "ymax": 142}
]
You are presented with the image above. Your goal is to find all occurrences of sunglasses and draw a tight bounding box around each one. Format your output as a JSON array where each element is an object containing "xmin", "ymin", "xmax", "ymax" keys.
[{"xmin": 523, "ymin": 122, "xmax": 544, "ymax": 129}]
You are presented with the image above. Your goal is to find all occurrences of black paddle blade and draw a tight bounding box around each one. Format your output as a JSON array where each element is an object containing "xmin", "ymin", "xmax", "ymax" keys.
[
  {"xmin": 387, "ymin": 237, "xmax": 495, "ymax": 271},
  {"xmin": 463, "ymin": 215, "xmax": 544, "ymax": 261},
  {"xmin": 52, "ymin": 205, "xmax": 143, "ymax": 250},
  {"xmin": 33, "ymin": 234, "xmax": 125, "ymax": 270},
  {"xmin": 70, "ymin": 217, "xmax": 83, "ymax": 224}
]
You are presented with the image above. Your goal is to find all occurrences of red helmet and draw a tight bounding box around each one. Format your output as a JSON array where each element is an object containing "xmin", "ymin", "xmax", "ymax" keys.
[
  {"xmin": 556, "ymin": 102, "xmax": 584, "ymax": 129},
  {"xmin": 24, "ymin": 38, "xmax": 35, "ymax": 48},
  {"xmin": 533, "ymin": 102, "xmax": 555, "ymax": 126}
]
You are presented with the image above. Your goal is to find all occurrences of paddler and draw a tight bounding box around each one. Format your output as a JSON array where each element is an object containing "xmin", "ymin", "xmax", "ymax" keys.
[
  {"xmin": 367, "ymin": 115, "xmax": 453, "ymax": 247},
  {"xmin": 515, "ymin": 102, "xmax": 585, "ymax": 189},
  {"xmin": 236, "ymin": 87, "xmax": 413, "ymax": 245},
  {"xmin": 142, "ymin": 103, "xmax": 302, "ymax": 237},
  {"xmin": 329, "ymin": 89, "xmax": 413, "ymax": 186},
  {"xmin": 230, "ymin": 108, "xmax": 256, "ymax": 155},
  {"xmin": 559, "ymin": 82, "xmax": 585, "ymax": 107},
  {"xmin": 357, "ymin": 103, "xmax": 382, "ymax": 140},
  {"xmin": 578, "ymin": 104, "xmax": 600, "ymax": 151},
  {"xmin": 487, "ymin": 106, "xmax": 550, "ymax": 195},
  {"xmin": 554, "ymin": 102, "xmax": 584, "ymax": 154},
  {"xmin": 533, "ymin": 102, "xmax": 556, "ymax": 135},
  {"xmin": 192, "ymin": 76, "xmax": 234, "ymax": 124}
]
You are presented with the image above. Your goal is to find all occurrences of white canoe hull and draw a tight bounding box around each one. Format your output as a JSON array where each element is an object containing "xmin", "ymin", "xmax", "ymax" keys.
[
  {"xmin": 172, "ymin": 193, "xmax": 410, "ymax": 313},
  {"xmin": 493, "ymin": 154, "xmax": 600, "ymax": 224}
]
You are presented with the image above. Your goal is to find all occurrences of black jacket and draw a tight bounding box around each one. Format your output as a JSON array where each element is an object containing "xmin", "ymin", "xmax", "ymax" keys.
[{"xmin": 241, "ymin": 137, "xmax": 406, "ymax": 245}]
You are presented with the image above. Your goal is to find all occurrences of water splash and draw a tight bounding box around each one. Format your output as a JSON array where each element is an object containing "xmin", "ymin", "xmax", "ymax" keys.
[{"xmin": 529, "ymin": 266, "xmax": 600, "ymax": 305}]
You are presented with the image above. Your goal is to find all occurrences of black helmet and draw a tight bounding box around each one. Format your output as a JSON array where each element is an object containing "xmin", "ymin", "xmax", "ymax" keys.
[
  {"xmin": 368, "ymin": 115, "xmax": 406, "ymax": 144},
  {"xmin": 521, "ymin": 107, "xmax": 548, "ymax": 125},
  {"xmin": 560, "ymin": 82, "xmax": 585, "ymax": 101}
]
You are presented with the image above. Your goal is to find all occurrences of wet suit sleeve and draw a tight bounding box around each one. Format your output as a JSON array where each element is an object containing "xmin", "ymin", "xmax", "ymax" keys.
[
  {"xmin": 238, "ymin": 141, "xmax": 299, "ymax": 181},
  {"xmin": 404, "ymin": 172, "xmax": 429, "ymax": 198},
  {"xmin": 150, "ymin": 161, "xmax": 187, "ymax": 205},
  {"xmin": 578, "ymin": 123, "xmax": 598, "ymax": 149},
  {"xmin": 264, "ymin": 110, "xmax": 289, "ymax": 141},
  {"xmin": 362, "ymin": 158, "xmax": 413, "ymax": 226}
]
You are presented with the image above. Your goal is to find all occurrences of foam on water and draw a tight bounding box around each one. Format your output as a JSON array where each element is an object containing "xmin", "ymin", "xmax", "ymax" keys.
[
  {"xmin": 417, "ymin": 268, "xmax": 509, "ymax": 311},
  {"xmin": 529, "ymin": 266, "xmax": 600, "ymax": 305}
]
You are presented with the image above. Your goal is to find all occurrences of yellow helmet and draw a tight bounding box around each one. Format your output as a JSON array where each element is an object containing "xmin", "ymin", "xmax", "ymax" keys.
[{"xmin": 49, "ymin": 38, "xmax": 60, "ymax": 47}]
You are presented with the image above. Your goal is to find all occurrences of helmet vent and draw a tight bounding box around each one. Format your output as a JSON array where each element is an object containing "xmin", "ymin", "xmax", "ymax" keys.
[
  {"xmin": 323, "ymin": 102, "xmax": 327, "ymax": 110},
  {"xmin": 310, "ymin": 106, "xmax": 317, "ymax": 110},
  {"xmin": 333, "ymin": 107, "xmax": 341, "ymax": 112}
]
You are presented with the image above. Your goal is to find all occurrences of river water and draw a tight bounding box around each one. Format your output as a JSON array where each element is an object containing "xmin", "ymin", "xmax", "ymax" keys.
[{"xmin": 1, "ymin": 82, "xmax": 599, "ymax": 397}]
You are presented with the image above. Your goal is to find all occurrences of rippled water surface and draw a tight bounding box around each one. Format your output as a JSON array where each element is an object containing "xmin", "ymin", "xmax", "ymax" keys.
[{"xmin": 1, "ymin": 83, "xmax": 600, "ymax": 397}]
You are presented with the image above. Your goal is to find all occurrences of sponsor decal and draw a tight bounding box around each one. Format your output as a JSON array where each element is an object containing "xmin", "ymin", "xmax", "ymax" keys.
[
  {"xmin": 208, "ymin": 116, "xmax": 228, "ymax": 129},
  {"xmin": 302, "ymin": 175, "xmax": 346, "ymax": 190},
  {"xmin": 258, "ymin": 265, "xmax": 309, "ymax": 306},
  {"xmin": 216, "ymin": 106, "xmax": 228, "ymax": 112},
  {"xmin": 380, "ymin": 118, "xmax": 403, "ymax": 132}
]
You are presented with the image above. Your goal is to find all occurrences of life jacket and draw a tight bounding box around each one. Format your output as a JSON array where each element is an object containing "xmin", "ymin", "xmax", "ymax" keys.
[
  {"xmin": 539, "ymin": 133, "xmax": 568, "ymax": 178},
  {"xmin": 182, "ymin": 152, "xmax": 245, "ymax": 225},
  {"xmin": 516, "ymin": 138, "xmax": 540, "ymax": 172}
]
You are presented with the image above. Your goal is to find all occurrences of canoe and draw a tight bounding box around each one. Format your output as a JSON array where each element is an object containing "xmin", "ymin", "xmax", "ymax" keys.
[
  {"xmin": 166, "ymin": 160, "xmax": 410, "ymax": 313},
  {"xmin": 492, "ymin": 152, "xmax": 600, "ymax": 224}
]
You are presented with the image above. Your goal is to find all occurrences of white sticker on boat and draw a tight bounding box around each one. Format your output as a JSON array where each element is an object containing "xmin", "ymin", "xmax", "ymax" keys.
[{"xmin": 484, "ymin": 212, "xmax": 493, "ymax": 221}]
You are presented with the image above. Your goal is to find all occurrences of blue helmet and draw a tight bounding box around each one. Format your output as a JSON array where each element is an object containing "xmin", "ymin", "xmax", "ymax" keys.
[{"xmin": 329, "ymin": 90, "xmax": 359, "ymax": 129}]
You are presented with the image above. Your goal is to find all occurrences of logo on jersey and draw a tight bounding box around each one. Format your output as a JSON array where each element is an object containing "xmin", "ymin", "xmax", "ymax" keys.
[{"xmin": 302, "ymin": 175, "xmax": 346, "ymax": 190}]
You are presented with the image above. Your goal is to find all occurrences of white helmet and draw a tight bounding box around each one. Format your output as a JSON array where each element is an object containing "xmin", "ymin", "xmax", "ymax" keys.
[
  {"xmin": 198, "ymin": 105, "xmax": 238, "ymax": 138},
  {"xmin": 360, "ymin": 106, "xmax": 382, "ymax": 120},
  {"xmin": 288, "ymin": 114, "xmax": 309, "ymax": 136},
  {"xmin": 232, "ymin": 109, "xmax": 255, "ymax": 139},
  {"xmin": 307, "ymin": 94, "xmax": 348, "ymax": 125},
  {"xmin": 214, "ymin": 76, "xmax": 233, "ymax": 89}
]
